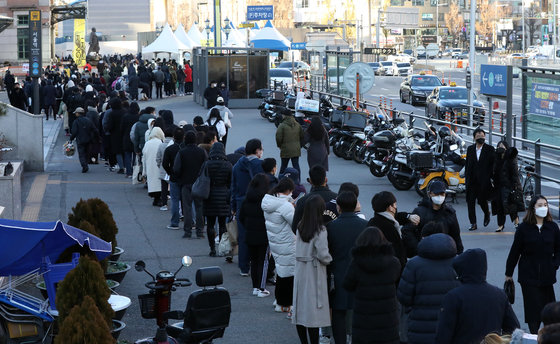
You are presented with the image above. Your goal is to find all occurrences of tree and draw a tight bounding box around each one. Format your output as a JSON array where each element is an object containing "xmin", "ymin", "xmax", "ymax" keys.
[
  {"xmin": 68, "ymin": 198, "xmax": 119, "ymax": 252},
  {"xmin": 445, "ymin": 1, "xmax": 464, "ymax": 47},
  {"xmin": 475, "ymin": 0, "xmax": 507, "ymax": 46},
  {"xmin": 56, "ymin": 296, "xmax": 115, "ymax": 344},
  {"xmin": 525, "ymin": 3, "xmax": 541, "ymax": 46}
]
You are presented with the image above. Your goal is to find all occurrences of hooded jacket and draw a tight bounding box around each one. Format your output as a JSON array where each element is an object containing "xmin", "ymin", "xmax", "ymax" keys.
[
  {"xmin": 142, "ymin": 127, "xmax": 164, "ymax": 193},
  {"xmin": 281, "ymin": 167, "xmax": 306, "ymax": 199},
  {"xmin": 239, "ymin": 187, "xmax": 268, "ymax": 246},
  {"xmin": 276, "ymin": 115, "xmax": 304, "ymax": 158},
  {"xmin": 343, "ymin": 245, "xmax": 401, "ymax": 344},
  {"xmin": 133, "ymin": 112, "xmax": 155, "ymax": 153},
  {"xmin": 402, "ymin": 197, "xmax": 464, "ymax": 257},
  {"xmin": 397, "ymin": 234, "xmax": 460, "ymax": 344},
  {"xmin": 261, "ymin": 193, "xmax": 296, "ymax": 278},
  {"xmin": 434, "ymin": 249, "xmax": 520, "ymax": 344},
  {"xmin": 230, "ymin": 155, "xmax": 263, "ymax": 211}
]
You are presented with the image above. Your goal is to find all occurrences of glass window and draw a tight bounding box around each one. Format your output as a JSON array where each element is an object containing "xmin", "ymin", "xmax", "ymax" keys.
[
  {"xmin": 422, "ymin": 13, "xmax": 434, "ymax": 21},
  {"xmin": 411, "ymin": 76, "xmax": 442, "ymax": 86},
  {"xmin": 229, "ymin": 56, "xmax": 248, "ymax": 99},
  {"xmin": 391, "ymin": 0, "xmax": 404, "ymax": 5},
  {"xmin": 17, "ymin": 28, "xmax": 29, "ymax": 60},
  {"xmin": 17, "ymin": 15, "xmax": 29, "ymax": 26},
  {"xmin": 269, "ymin": 69, "xmax": 292, "ymax": 77},
  {"xmin": 208, "ymin": 55, "xmax": 228, "ymax": 95},
  {"xmin": 249, "ymin": 55, "xmax": 268, "ymax": 98},
  {"xmin": 412, "ymin": 0, "xmax": 424, "ymax": 6},
  {"xmin": 439, "ymin": 88, "xmax": 468, "ymax": 99}
]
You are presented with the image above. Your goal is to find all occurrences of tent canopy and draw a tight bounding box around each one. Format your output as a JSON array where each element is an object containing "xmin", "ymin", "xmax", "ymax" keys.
[
  {"xmin": 250, "ymin": 21, "xmax": 290, "ymax": 51},
  {"xmin": 187, "ymin": 24, "xmax": 203, "ymax": 46},
  {"xmin": 0, "ymin": 219, "xmax": 112, "ymax": 276},
  {"xmin": 224, "ymin": 28, "xmax": 247, "ymax": 47},
  {"xmin": 174, "ymin": 24, "xmax": 197, "ymax": 49},
  {"xmin": 142, "ymin": 23, "xmax": 189, "ymax": 54}
]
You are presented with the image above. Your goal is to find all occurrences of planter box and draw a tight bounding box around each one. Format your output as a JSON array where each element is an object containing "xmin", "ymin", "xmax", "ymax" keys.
[{"xmin": 0, "ymin": 161, "xmax": 23, "ymax": 220}]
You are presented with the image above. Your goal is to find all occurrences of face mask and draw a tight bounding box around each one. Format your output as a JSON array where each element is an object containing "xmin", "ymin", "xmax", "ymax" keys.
[
  {"xmin": 535, "ymin": 206, "xmax": 548, "ymax": 218},
  {"xmin": 496, "ymin": 148, "xmax": 505, "ymax": 155},
  {"xmin": 476, "ymin": 138, "xmax": 485, "ymax": 145},
  {"xmin": 431, "ymin": 195, "xmax": 445, "ymax": 205},
  {"xmin": 212, "ymin": 83, "xmax": 217, "ymax": 87}
]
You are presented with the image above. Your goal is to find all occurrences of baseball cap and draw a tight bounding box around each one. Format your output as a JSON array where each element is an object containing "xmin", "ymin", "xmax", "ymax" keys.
[
  {"xmin": 178, "ymin": 120, "xmax": 188, "ymax": 128},
  {"xmin": 73, "ymin": 107, "xmax": 85, "ymax": 114},
  {"xmin": 429, "ymin": 180, "xmax": 446, "ymax": 194},
  {"xmin": 217, "ymin": 96, "xmax": 224, "ymax": 103}
]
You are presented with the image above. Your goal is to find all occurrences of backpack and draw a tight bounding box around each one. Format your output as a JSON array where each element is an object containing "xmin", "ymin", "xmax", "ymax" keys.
[{"xmin": 55, "ymin": 85, "xmax": 63, "ymax": 99}]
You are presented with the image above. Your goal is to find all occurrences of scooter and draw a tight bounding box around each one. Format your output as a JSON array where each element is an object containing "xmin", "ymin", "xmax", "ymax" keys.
[{"xmin": 135, "ymin": 256, "xmax": 193, "ymax": 344}]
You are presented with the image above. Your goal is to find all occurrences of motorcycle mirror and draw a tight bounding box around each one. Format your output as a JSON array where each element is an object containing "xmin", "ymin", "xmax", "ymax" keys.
[
  {"xmin": 182, "ymin": 256, "xmax": 193, "ymax": 267},
  {"xmin": 135, "ymin": 260, "xmax": 146, "ymax": 272}
]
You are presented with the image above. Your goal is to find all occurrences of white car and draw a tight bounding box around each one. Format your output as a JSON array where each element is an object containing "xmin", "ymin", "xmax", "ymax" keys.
[
  {"xmin": 395, "ymin": 62, "xmax": 413, "ymax": 76},
  {"xmin": 380, "ymin": 61, "xmax": 396, "ymax": 76},
  {"xmin": 388, "ymin": 54, "xmax": 416, "ymax": 64},
  {"xmin": 269, "ymin": 68, "xmax": 293, "ymax": 89},
  {"xmin": 451, "ymin": 48, "xmax": 463, "ymax": 59}
]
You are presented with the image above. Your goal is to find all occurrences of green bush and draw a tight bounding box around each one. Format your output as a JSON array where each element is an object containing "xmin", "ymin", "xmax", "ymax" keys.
[
  {"xmin": 56, "ymin": 256, "xmax": 114, "ymax": 328},
  {"xmin": 56, "ymin": 295, "xmax": 115, "ymax": 344},
  {"xmin": 68, "ymin": 198, "xmax": 118, "ymax": 251}
]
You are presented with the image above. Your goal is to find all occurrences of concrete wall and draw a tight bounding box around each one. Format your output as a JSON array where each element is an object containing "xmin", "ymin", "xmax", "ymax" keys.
[
  {"xmin": 0, "ymin": 161, "xmax": 22, "ymax": 220},
  {"xmin": 0, "ymin": 102, "xmax": 44, "ymax": 171}
]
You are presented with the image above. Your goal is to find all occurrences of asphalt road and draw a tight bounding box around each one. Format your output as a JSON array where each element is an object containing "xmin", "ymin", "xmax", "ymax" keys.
[{"xmin": 25, "ymin": 94, "xmax": 560, "ymax": 342}]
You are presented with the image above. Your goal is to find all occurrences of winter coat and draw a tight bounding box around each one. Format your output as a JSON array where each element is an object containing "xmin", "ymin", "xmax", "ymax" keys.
[
  {"xmin": 184, "ymin": 65, "xmax": 192, "ymax": 82},
  {"xmin": 343, "ymin": 246, "xmax": 401, "ymax": 344},
  {"xmin": 133, "ymin": 113, "xmax": 155, "ymax": 153},
  {"xmin": 292, "ymin": 228, "xmax": 332, "ymax": 328},
  {"xmin": 434, "ymin": 249, "xmax": 520, "ymax": 344},
  {"xmin": 292, "ymin": 186, "xmax": 338, "ymax": 233},
  {"xmin": 397, "ymin": 234, "xmax": 460, "ymax": 344},
  {"xmin": 207, "ymin": 118, "xmax": 226, "ymax": 140},
  {"xmin": 230, "ymin": 156, "xmax": 263, "ymax": 211},
  {"xmin": 9, "ymin": 88, "xmax": 27, "ymax": 110},
  {"xmin": 162, "ymin": 142, "xmax": 181, "ymax": 183},
  {"xmin": 128, "ymin": 74, "xmax": 139, "ymax": 99},
  {"xmin": 173, "ymin": 143, "xmax": 207, "ymax": 186},
  {"xmin": 505, "ymin": 220, "xmax": 560, "ymax": 286},
  {"xmin": 304, "ymin": 130, "xmax": 330, "ymax": 171},
  {"xmin": 402, "ymin": 197, "xmax": 464, "ymax": 258},
  {"xmin": 465, "ymin": 143, "xmax": 496, "ymax": 201},
  {"xmin": 156, "ymin": 137, "xmax": 172, "ymax": 179},
  {"xmin": 120, "ymin": 111, "xmax": 138, "ymax": 153},
  {"xmin": 70, "ymin": 116, "xmax": 98, "ymax": 145},
  {"xmin": 261, "ymin": 194, "xmax": 296, "ymax": 277},
  {"xmin": 276, "ymin": 115, "xmax": 304, "ymax": 158},
  {"xmin": 326, "ymin": 212, "xmax": 369, "ymax": 310},
  {"xmin": 493, "ymin": 147, "xmax": 524, "ymax": 215},
  {"xmin": 368, "ymin": 212, "xmax": 411, "ymax": 270},
  {"xmin": 239, "ymin": 188, "xmax": 268, "ymax": 246},
  {"xmin": 207, "ymin": 105, "xmax": 233, "ymax": 128},
  {"xmin": 85, "ymin": 107, "xmax": 100, "ymax": 132},
  {"xmin": 42, "ymin": 80, "xmax": 56, "ymax": 106},
  {"xmin": 142, "ymin": 128, "xmax": 164, "ymax": 193},
  {"xmin": 203, "ymin": 143, "xmax": 232, "ymax": 217},
  {"xmin": 154, "ymin": 70, "xmax": 165, "ymax": 83},
  {"xmin": 203, "ymin": 86, "xmax": 220, "ymax": 109},
  {"xmin": 107, "ymin": 108, "xmax": 125, "ymax": 154}
]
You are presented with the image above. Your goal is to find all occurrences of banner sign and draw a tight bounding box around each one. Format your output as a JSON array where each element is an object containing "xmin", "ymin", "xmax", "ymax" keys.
[
  {"xmin": 291, "ymin": 42, "xmax": 306, "ymax": 50},
  {"xmin": 72, "ymin": 19, "xmax": 86, "ymax": 67},
  {"xmin": 247, "ymin": 6, "xmax": 274, "ymax": 21},
  {"xmin": 296, "ymin": 99, "xmax": 319, "ymax": 113},
  {"xmin": 28, "ymin": 10, "xmax": 42, "ymax": 77},
  {"xmin": 364, "ymin": 47, "xmax": 396, "ymax": 55},
  {"xmin": 530, "ymin": 83, "xmax": 560, "ymax": 118}
]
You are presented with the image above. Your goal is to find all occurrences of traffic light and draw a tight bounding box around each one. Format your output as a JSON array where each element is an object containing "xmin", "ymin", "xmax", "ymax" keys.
[{"xmin": 466, "ymin": 68, "xmax": 471, "ymax": 89}]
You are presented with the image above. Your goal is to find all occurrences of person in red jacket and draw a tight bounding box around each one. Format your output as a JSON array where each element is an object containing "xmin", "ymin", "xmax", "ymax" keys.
[{"xmin": 184, "ymin": 63, "xmax": 193, "ymax": 95}]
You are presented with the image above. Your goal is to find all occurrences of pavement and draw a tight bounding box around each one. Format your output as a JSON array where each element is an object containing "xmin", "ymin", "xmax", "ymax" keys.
[{"xmin": 18, "ymin": 92, "xmax": 559, "ymax": 341}]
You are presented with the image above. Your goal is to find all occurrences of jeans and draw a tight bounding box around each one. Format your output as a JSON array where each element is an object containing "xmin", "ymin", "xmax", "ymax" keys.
[
  {"xmin": 181, "ymin": 184, "xmax": 203, "ymax": 233},
  {"xmin": 116, "ymin": 153, "xmax": 124, "ymax": 170},
  {"xmin": 178, "ymin": 82, "xmax": 185, "ymax": 94},
  {"xmin": 236, "ymin": 199, "xmax": 250, "ymax": 273},
  {"xmin": 169, "ymin": 181, "xmax": 181, "ymax": 227},
  {"xmin": 123, "ymin": 151, "xmax": 133, "ymax": 176},
  {"xmin": 280, "ymin": 157, "xmax": 300, "ymax": 175}
]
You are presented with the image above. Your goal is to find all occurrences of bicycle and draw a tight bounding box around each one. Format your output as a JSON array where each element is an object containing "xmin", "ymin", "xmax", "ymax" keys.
[{"xmin": 518, "ymin": 157, "xmax": 538, "ymax": 209}]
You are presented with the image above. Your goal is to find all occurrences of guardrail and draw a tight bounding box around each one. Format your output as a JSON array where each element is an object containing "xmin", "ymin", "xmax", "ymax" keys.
[{"xmin": 299, "ymin": 86, "xmax": 560, "ymax": 197}]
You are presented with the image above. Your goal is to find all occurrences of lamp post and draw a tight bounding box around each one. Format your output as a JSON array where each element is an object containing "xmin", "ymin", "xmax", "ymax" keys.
[
  {"xmin": 205, "ymin": 19, "xmax": 211, "ymax": 47},
  {"xmin": 224, "ymin": 17, "xmax": 231, "ymax": 42}
]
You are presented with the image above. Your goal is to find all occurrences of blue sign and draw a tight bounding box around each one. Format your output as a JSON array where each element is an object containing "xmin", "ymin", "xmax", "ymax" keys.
[
  {"xmin": 530, "ymin": 83, "xmax": 560, "ymax": 118},
  {"xmin": 291, "ymin": 42, "xmax": 307, "ymax": 50},
  {"xmin": 480, "ymin": 64, "xmax": 508, "ymax": 97},
  {"xmin": 247, "ymin": 6, "xmax": 274, "ymax": 21}
]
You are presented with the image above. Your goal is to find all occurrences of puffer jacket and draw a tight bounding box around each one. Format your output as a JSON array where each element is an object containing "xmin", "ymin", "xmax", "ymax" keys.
[
  {"xmin": 397, "ymin": 234, "xmax": 460, "ymax": 344},
  {"xmin": 261, "ymin": 194, "xmax": 296, "ymax": 278},
  {"xmin": 239, "ymin": 188, "xmax": 268, "ymax": 246},
  {"xmin": 276, "ymin": 115, "xmax": 304, "ymax": 158},
  {"xmin": 133, "ymin": 112, "xmax": 155, "ymax": 153},
  {"xmin": 203, "ymin": 143, "xmax": 232, "ymax": 217}
]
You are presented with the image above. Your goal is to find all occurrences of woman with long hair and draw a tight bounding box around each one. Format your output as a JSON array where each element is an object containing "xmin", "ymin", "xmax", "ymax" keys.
[
  {"xmin": 292, "ymin": 195, "xmax": 332, "ymax": 344},
  {"xmin": 492, "ymin": 140, "xmax": 523, "ymax": 232},
  {"xmin": 206, "ymin": 108, "xmax": 226, "ymax": 142},
  {"xmin": 505, "ymin": 195, "xmax": 560, "ymax": 334},
  {"xmin": 304, "ymin": 116, "xmax": 330, "ymax": 171},
  {"xmin": 239, "ymin": 173, "xmax": 271, "ymax": 297},
  {"xmin": 261, "ymin": 177, "xmax": 296, "ymax": 314}
]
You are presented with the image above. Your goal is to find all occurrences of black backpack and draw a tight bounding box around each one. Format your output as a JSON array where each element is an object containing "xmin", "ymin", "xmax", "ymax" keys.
[{"xmin": 55, "ymin": 85, "xmax": 63, "ymax": 99}]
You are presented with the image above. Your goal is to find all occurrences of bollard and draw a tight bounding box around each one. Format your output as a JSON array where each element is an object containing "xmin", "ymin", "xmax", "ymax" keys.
[{"xmin": 445, "ymin": 111, "xmax": 451, "ymax": 129}]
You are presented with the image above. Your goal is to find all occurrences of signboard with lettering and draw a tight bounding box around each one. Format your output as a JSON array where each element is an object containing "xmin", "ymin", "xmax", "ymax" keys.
[
  {"xmin": 239, "ymin": 22, "xmax": 255, "ymax": 28},
  {"xmin": 28, "ymin": 10, "xmax": 41, "ymax": 78},
  {"xmin": 247, "ymin": 6, "xmax": 274, "ymax": 21},
  {"xmin": 530, "ymin": 83, "xmax": 560, "ymax": 118},
  {"xmin": 421, "ymin": 35, "xmax": 437, "ymax": 44},
  {"xmin": 291, "ymin": 42, "xmax": 307, "ymax": 50},
  {"xmin": 363, "ymin": 47, "xmax": 397, "ymax": 55},
  {"xmin": 480, "ymin": 64, "xmax": 509, "ymax": 97}
]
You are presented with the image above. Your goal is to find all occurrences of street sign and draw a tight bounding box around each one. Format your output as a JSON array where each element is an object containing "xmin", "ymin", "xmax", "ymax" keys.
[
  {"xmin": 421, "ymin": 35, "xmax": 437, "ymax": 44},
  {"xmin": 530, "ymin": 83, "xmax": 560, "ymax": 118},
  {"xmin": 480, "ymin": 64, "xmax": 510, "ymax": 97},
  {"xmin": 28, "ymin": 10, "xmax": 42, "ymax": 78},
  {"xmin": 247, "ymin": 5, "xmax": 274, "ymax": 21},
  {"xmin": 291, "ymin": 42, "xmax": 306, "ymax": 50},
  {"xmin": 239, "ymin": 22, "xmax": 255, "ymax": 28},
  {"xmin": 363, "ymin": 47, "xmax": 396, "ymax": 55},
  {"xmin": 343, "ymin": 62, "xmax": 375, "ymax": 94}
]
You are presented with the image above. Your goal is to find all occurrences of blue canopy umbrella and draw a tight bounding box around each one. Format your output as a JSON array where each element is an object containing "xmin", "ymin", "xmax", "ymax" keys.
[
  {"xmin": 251, "ymin": 21, "xmax": 291, "ymax": 51},
  {"xmin": 0, "ymin": 219, "xmax": 112, "ymax": 276}
]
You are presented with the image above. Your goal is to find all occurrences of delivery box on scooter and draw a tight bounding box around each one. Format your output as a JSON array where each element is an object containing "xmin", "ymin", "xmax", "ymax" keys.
[{"xmin": 407, "ymin": 150, "xmax": 434, "ymax": 170}]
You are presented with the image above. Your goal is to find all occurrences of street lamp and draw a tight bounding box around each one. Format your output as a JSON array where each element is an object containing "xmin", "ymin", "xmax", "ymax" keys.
[
  {"xmin": 224, "ymin": 17, "xmax": 231, "ymax": 41},
  {"xmin": 204, "ymin": 19, "xmax": 211, "ymax": 47}
]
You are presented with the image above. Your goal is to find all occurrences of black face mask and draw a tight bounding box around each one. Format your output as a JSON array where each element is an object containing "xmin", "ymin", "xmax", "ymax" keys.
[
  {"xmin": 476, "ymin": 138, "xmax": 485, "ymax": 145},
  {"xmin": 496, "ymin": 147, "xmax": 505, "ymax": 155}
]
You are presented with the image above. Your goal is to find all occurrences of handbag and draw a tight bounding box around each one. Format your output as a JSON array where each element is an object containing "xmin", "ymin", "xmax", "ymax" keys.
[
  {"xmin": 192, "ymin": 162, "xmax": 210, "ymax": 199},
  {"xmin": 226, "ymin": 218, "xmax": 238, "ymax": 256},
  {"xmin": 132, "ymin": 162, "xmax": 143, "ymax": 185},
  {"xmin": 217, "ymin": 232, "xmax": 232, "ymax": 257},
  {"xmin": 509, "ymin": 189, "xmax": 525, "ymax": 212},
  {"xmin": 504, "ymin": 279, "xmax": 515, "ymax": 304}
]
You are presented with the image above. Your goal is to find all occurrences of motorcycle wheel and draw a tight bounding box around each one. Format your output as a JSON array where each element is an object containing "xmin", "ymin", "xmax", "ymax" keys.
[
  {"xmin": 387, "ymin": 170, "xmax": 415, "ymax": 191},
  {"xmin": 260, "ymin": 109, "xmax": 267, "ymax": 118},
  {"xmin": 267, "ymin": 114, "xmax": 276, "ymax": 123},
  {"xmin": 415, "ymin": 179, "xmax": 427, "ymax": 198},
  {"xmin": 353, "ymin": 145, "xmax": 365, "ymax": 164},
  {"xmin": 333, "ymin": 142, "xmax": 344, "ymax": 158},
  {"xmin": 342, "ymin": 142, "xmax": 353, "ymax": 160},
  {"xmin": 369, "ymin": 162, "xmax": 387, "ymax": 177}
]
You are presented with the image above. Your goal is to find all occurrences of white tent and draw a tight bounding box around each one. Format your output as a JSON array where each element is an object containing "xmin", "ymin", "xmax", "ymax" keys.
[
  {"xmin": 142, "ymin": 24, "xmax": 189, "ymax": 55},
  {"xmin": 174, "ymin": 24, "xmax": 197, "ymax": 49},
  {"xmin": 224, "ymin": 27, "xmax": 247, "ymax": 47},
  {"xmin": 187, "ymin": 24, "xmax": 203, "ymax": 46},
  {"xmin": 250, "ymin": 21, "xmax": 290, "ymax": 51}
]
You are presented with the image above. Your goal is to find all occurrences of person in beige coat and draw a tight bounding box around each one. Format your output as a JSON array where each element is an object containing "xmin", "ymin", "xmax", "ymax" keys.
[
  {"xmin": 292, "ymin": 195, "xmax": 332, "ymax": 344},
  {"xmin": 142, "ymin": 126, "xmax": 164, "ymax": 206}
]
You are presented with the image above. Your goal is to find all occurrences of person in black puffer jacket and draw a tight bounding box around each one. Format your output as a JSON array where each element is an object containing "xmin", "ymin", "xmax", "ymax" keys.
[
  {"xmin": 120, "ymin": 102, "xmax": 140, "ymax": 176},
  {"xmin": 239, "ymin": 173, "xmax": 270, "ymax": 296},
  {"xmin": 397, "ymin": 232, "xmax": 460, "ymax": 344},
  {"xmin": 203, "ymin": 142, "xmax": 232, "ymax": 256},
  {"xmin": 492, "ymin": 140, "xmax": 523, "ymax": 232},
  {"xmin": 343, "ymin": 226, "xmax": 401, "ymax": 344},
  {"xmin": 402, "ymin": 181, "xmax": 464, "ymax": 258}
]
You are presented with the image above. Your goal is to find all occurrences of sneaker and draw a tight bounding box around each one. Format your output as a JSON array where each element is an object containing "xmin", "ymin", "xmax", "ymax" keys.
[
  {"xmin": 160, "ymin": 205, "xmax": 168, "ymax": 211},
  {"xmin": 167, "ymin": 225, "xmax": 180, "ymax": 230},
  {"xmin": 286, "ymin": 310, "xmax": 292, "ymax": 320},
  {"xmin": 182, "ymin": 232, "xmax": 192, "ymax": 239},
  {"xmin": 214, "ymin": 236, "xmax": 220, "ymax": 244},
  {"xmin": 495, "ymin": 226, "xmax": 504, "ymax": 233},
  {"xmin": 274, "ymin": 305, "xmax": 283, "ymax": 312},
  {"xmin": 257, "ymin": 289, "xmax": 270, "ymax": 298},
  {"xmin": 272, "ymin": 300, "xmax": 277, "ymax": 307},
  {"xmin": 240, "ymin": 271, "xmax": 249, "ymax": 277},
  {"xmin": 319, "ymin": 336, "xmax": 331, "ymax": 344},
  {"xmin": 252, "ymin": 288, "xmax": 259, "ymax": 296},
  {"xmin": 117, "ymin": 168, "xmax": 124, "ymax": 174},
  {"xmin": 209, "ymin": 249, "xmax": 217, "ymax": 257}
]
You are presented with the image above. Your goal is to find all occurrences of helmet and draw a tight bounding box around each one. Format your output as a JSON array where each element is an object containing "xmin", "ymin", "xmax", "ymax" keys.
[
  {"xmin": 438, "ymin": 126, "xmax": 452, "ymax": 139},
  {"xmin": 63, "ymin": 141, "xmax": 75, "ymax": 158}
]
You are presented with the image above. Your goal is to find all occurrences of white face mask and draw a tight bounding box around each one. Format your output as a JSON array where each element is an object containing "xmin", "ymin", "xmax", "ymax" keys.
[
  {"xmin": 431, "ymin": 195, "xmax": 446, "ymax": 205},
  {"xmin": 535, "ymin": 206, "xmax": 548, "ymax": 218}
]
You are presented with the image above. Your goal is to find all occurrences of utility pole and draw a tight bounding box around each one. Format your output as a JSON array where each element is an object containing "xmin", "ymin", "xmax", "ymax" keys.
[
  {"xmin": 521, "ymin": 0, "xmax": 525, "ymax": 53},
  {"xmin": 376, "ymin": 7, "xmax": 381, "ymax": 48},
  {"xmin": 436, "ymin": 0, "xmax": 439, "ymax": 48},
  {"xmin": 468, "ymin": 0, "xmax": 475, "ymax": 111}
]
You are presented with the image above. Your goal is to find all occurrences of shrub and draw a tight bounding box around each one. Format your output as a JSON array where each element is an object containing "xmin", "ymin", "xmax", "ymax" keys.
[
  {"xmin": 56, "ymin": 295, "xmax": 115, "ymax": 344},
  {"xmin": 56, "ymin": 256, "xmax": 114, "ymax": 328},
  {"xmin": 68, "ymin": 198, "xmax": 118, "ymax": 251}
]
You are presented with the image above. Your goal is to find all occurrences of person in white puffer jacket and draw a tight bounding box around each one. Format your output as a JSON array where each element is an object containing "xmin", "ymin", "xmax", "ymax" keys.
[{"xmin": 261, "ymin": 177, "xmax": 296, "ymax": 314}]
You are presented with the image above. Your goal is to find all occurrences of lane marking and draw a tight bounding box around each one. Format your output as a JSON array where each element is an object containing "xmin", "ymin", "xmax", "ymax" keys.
[
  {"xmin": 21, "ymin": 174, "xmax": 49, "ymax": 222},
  {"xmin": 57, "ymin": 180, "xmax": 131, "ymax": 185}
]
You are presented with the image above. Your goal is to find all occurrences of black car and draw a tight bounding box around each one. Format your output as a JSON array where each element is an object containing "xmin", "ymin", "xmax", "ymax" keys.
[
  {"xmin": 425, "ymin": 85, "xmax": 485, "ymax": 123},
  {"xmin": 368, "ymin": 62, "xmax": 385, "ymax": 75},
  {"xmin": 400, "ymin": 75, "xmax": 443, "ymax": 105}
]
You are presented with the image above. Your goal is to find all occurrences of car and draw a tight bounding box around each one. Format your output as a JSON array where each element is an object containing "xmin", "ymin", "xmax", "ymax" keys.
[
  {"xmin": 510, "ymin": 53, "xmax": 526, "ymax": 59},
  {"xmin": 277, "ymin": 61, "xmax": 311, "ymax": 72},
  {"xmin": 403, "ymin": 49, "xmax": 414, "ymax": 56},
  {"xmin": 425, "ymin": 84, "xmax": 485, "ymax": 123},
  {"xmin": 368, "ymin": 62, "xmax": 385, "ymax": 75},
  {"xmin": 380, "ymin": 61, "xmax": 396, "ymax": 76},
  {"xmin": 269, "ymin": 68, "xmax": 293, "ymax": 89},
  {"xmin": 442, "ymin": 48, "xmax": 454, "ymax": 57},
  {"xmin": 455, "ymin": 50, "xmax": 469, "ymax": 59},
  {"xmin": 451, "ymin": 48, "xmax": 463, "ymax": 59},
  {"xmin": 400, "ymin": 74, "xmax": 443, "ymax": 105},
  {"xmin": 395, "ymin": 62, "xmax": 413, "ymax": 76},
  {"xmin": 388, "ymin": 53, "xmax": 416, "ymax": 64}
]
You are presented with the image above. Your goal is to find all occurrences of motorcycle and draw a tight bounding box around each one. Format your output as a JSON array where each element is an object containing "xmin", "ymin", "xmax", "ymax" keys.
[{"xmin": 385, "ymin": 126, "xmax": 426, "ymax": 190}]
